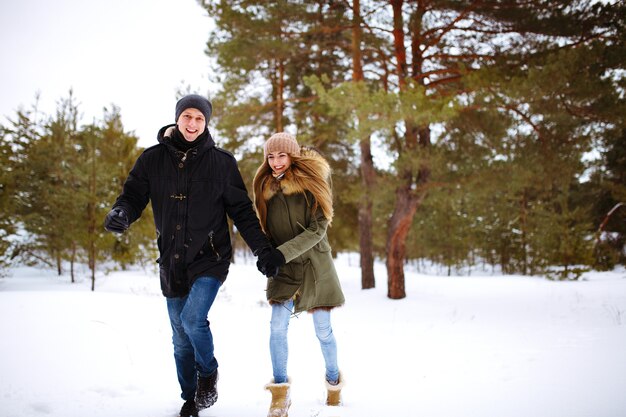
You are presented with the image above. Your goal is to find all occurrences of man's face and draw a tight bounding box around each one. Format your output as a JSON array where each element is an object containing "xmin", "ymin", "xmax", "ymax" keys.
[{"xmin": 177, "ymin": 108, "xmax": 206, "ymax": 142}]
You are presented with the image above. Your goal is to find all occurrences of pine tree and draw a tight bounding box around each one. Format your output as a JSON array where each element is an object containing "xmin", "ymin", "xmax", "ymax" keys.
[
  {"xmin": 96, "ymin": 106, "xmax": 157, "ymax": 273},
  {"xmin": 200, "ymin": 0, "xmax": 360, "ymax": 257},
  {"xmin": 199, "ymin": 0, "xmax": 626, "ymax": 290},
  {"xmin": 75, "ymin": 106, "xmax": 155, "ymax": 290},
  {"xmin": 1, "ymin": 93, "xmax": 157, "ymax": 283},
  {"xmin": 586, "ymin": 128, "xmax": 626, "ymax": 269},
  {"xmin": 9, "ymin": 92, "xmax": 83, "ymax": 274},
  {"xmin": 0, "ymin": 119, "xmax": 18, "ymax": 274},
  {"xmin": 0, "ymin": 100, "xmax": 45, "ymax": 270}
]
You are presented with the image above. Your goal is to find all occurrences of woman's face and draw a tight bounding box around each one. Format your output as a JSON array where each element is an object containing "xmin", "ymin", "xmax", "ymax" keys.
[{"xmin": 267, "ymin": 151, "xmax": 292, "ymax": 176}]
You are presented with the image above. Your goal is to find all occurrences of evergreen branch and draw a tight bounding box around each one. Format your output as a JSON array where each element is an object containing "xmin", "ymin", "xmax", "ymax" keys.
[
  {"xmin": 19, "ymin": 249, "xmax": 55, "ymax": 268},
  {"xmin": 424, "ymin": 73, "xmax": 465, "ymax": 88},
  {"xmin": 594, "ymin": 202, "xmax": 625, "ymax": 248},
  {"xmin": 479, "ymin": 87, "xmax": 546, "ymax": 141},
  {"xmin": 560, "ymin": 94, "xmax": 604, "ymax": 122},
  {"xmin": 420, "ymin": 2, "xmax": 480, "ymax": 53},
  {"xmin": 232, "ymin": 95, "xmax": 319, "ymax": 115},
  {"xmin": 498, "ymin": 103, "xmax": 545, "ymax": 141},
  {"xmin": 422, "ymin": 52, "xmax": 499, "ymax": 62},
  {"xmin": 338, "ymin": 0, "xmax": 394, "ymax": 35},
  {"xmin": 362, "ymin": 22, "xmax": 395, "ymax": 35}
]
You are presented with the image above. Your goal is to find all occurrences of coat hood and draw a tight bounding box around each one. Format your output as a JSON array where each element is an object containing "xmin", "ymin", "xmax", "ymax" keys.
[{"xmin": 156, "ymin": 123, "xmax": 216, "ymax": 155}]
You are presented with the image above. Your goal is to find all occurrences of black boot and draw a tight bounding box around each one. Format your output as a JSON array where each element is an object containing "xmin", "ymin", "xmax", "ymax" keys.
[
  {"xmin": 179, "ymin": 399, "xmax": 198, "ymax": 417},
  {"xmin": 195, "ymin": 369, "xmax": 219, "ymax": 410}
]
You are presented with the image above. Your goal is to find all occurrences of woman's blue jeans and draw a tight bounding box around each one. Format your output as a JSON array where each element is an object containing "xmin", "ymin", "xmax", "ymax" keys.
[
  {"xmin": 166, "ymin": 277, "xmax": 221, "ymax": 401},
  {"xmin": 270, "ymin": 299, "xmax": 339, "ymax": 384}
]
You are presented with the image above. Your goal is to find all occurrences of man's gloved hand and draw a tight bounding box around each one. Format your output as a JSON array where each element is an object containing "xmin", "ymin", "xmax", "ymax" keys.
[
  {"xmin": 104, "ymin": 208, "xmax": 129, "ymax": 234},
  {"xmin": 256, "ymin": 247, "xmax": 286, "ymax": 278}
]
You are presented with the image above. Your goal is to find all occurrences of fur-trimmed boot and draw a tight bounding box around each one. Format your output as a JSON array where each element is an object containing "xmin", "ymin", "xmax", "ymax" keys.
[
  {"xmin": 264, "ymin": 379, "xmax": 291, "ymax": 417},
  {"xmin": 325, "ymin": 372, "xmax": 344, "ymax": 406}
]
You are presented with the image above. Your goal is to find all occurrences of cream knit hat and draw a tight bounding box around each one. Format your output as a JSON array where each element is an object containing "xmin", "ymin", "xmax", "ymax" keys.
[{"xmin": 264, "ymin": 132, "xmax": 300, "ymax": 157}]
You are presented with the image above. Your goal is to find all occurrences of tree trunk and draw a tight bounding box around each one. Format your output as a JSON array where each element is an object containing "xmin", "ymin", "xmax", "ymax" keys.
[
  {"xmin": 55, "ymin": 252, "xmax": 62, "ymax": 276},
  {"xmin": 351, "ymin": 0, "xmax": 364, "ymax": 82},
  {"xmin": 520, "ymin": 192, "xmax": 528, "ymax": 275},
  {"xmin": 70, "ymin": 242, "xmax": 76, "ymax": 283},
  {"xmin": 352, "ymin": 0, "xmax": 376, "ymax": 289},
  {"xmin": 386, "ymin": 1, "xmax": 431, "ymax": 299},
  {"xmin": 89, "ymin": 140, "xmax": 97, "ymax": 292},
  {"xmin": 386, "ymin": 184, "xmax": 413, "ymax": 298},
  {"xmin": 276, "ymin": 59, "xmax": 285, "ymax": 132},
  {"xmin": 387, "ymin": 0, "xmax": 412, "ymax": 299},
  {"xmin": 358, "ymin": 138, "xmax": 376, "ymax": 289}
]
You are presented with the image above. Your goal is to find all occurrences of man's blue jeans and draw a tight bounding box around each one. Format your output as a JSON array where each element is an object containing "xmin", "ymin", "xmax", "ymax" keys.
[
  {"xmin": 270, "ymin": 299, "xmax": 339, "ymax": 384},
  {"xmin": 166, "ymin": 277, "xmax": 221, "ymax": 401}
]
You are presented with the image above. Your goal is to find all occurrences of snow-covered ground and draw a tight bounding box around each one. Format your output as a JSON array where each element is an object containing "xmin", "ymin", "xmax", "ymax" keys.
[{"xmin": 1, "ymin": 254, "xmax": 625, "ymax": 417}]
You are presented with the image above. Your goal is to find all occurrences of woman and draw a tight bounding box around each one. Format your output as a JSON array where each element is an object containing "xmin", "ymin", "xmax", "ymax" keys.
[{"xmin": 253, "ymin": 132, "xmax": 345, "ymax": 417}]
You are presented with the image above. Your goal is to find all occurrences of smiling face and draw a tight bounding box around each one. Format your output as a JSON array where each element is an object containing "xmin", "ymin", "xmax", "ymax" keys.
[
  {"xmin": 176, "ymin": 108, "xmax": 206, "ymax": 141},
  {"xmin": 267, "ymin": 151, "xmax": 292, "ymax": 176}
]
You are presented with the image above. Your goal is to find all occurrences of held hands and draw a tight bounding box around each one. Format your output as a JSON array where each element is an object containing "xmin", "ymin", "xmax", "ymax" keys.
[
  {"xmin": 104, "ymin": 208, "xmax": 129, "ymax": 234},
  {"xmin": 256, "ymin": 247, "xmax": 286, "ymax": 278}
]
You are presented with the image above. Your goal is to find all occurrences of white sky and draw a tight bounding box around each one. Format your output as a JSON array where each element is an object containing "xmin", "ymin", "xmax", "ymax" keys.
[{"xmin": 0, "ymin": 0, "xmax": 214, "ymax": 148}]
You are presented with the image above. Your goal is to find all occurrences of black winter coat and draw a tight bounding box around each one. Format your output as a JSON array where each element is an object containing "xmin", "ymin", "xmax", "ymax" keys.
[{"xmin": 112, "ymin": 124, "xmax": 269, "ymax": 297}]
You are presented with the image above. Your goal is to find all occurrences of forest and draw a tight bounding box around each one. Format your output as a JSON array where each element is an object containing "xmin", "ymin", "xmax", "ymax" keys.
[{"xmin": 1, "ymin": 0, "xmax": 624, "ymax": 298}]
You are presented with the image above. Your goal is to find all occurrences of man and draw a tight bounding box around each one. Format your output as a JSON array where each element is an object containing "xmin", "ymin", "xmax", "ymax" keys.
[{"xmin": 104, "ymin": 94, "xmax": 285, "ymax": 417}]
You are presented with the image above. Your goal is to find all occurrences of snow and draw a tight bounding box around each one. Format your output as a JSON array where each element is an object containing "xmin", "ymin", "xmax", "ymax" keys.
[{"xmin": 1, "ymin": 254, "xmax": 625, "ymax": 417}]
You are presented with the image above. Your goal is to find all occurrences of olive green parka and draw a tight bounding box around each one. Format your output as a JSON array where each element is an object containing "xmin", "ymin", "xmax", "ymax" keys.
[{"xmin": 254, "ymin": 148, "xmax": 345, "ymax": 313}]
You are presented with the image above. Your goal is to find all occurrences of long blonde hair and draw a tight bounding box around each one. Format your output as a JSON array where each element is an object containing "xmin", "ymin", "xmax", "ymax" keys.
[{"xmin": 253, "ymin": 148, "xmax": 333, "ymax": 234}]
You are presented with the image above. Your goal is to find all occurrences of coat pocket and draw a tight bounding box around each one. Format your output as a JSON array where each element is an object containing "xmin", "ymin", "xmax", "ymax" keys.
[
  {"xmin": 194, "ymin": 230, "xmax": 222, "ymax": 262},
  {"xmin": 272, "ymin": 263, "xmax": 302, "ymax": 286}
]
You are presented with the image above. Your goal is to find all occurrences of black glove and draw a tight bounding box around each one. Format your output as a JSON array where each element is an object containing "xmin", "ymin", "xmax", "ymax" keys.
[
  {"xmin": 256, "ymin": 247, "xmax": 286, "ymax": 278},
  {"xmin": 104, "ymin": 208, "xmax": 129, "ymax": 234}
]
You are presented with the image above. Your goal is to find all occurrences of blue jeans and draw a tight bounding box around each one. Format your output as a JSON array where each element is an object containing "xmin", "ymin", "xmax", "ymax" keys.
[
  {"xmin": 270, "ymin": 299, "xmax": 339, "ymax": 384},
  {"xmin": 166, "ymin": 277, "xmax": 221, "ymax": 401}
]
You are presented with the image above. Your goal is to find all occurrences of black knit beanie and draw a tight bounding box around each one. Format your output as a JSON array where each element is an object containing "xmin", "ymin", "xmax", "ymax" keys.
[{"xmin": 175, "ymin": 94, "xmax": 212, "ymax": 126}]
